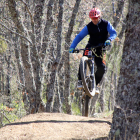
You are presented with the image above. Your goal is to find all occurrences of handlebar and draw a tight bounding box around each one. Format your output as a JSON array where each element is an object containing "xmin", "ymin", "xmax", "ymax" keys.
[{"xmin": 73, "ymin": 43, "xmax": 105, "ymax": 53}]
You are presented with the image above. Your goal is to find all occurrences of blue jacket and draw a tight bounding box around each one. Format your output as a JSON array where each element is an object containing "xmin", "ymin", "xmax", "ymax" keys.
[{"xmin": 70, "ymin": 19, "xmax": 117, "ymax": 49}]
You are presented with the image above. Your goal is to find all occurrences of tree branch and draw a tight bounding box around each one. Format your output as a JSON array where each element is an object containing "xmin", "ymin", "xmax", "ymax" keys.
[
  {"xmin": 0, "ymin": 112, "xmax": 11, "ymax": 123},
  {"xmin": 20, "ymin": 0, "xmax": 34, "ymax": 33},
  {"xmin": 0, "ymin": 22, "xmax": 32, "ymax": 45},
  {"xmin": 8, "ymin": 0, "xmax": 24, "ymax": 33}
]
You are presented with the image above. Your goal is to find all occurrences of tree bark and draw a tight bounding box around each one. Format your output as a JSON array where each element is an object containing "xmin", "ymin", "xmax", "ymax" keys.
[
  {"xmin": 112, "ymin": 0, "xmax": 125, "ymax": 29},
  {"xmin": 53, "ymin": 73, "xmax": 62, "ymax": 113},
  {"xmin": 99, "ymin": 77, "xmax": 105, "ymax": 112},
  {"xmin": 108, "ymin": 71, "xmax": 115, "ymax": 111},
  {"xmin": 5, "ymin": 50, "xmax": 11, "ymax": 97},
  {"xmin": 41, "ymin": 0, "xmax": 55, "ymax": 62},
  {"xmin": 30, "ymin": 0, "xmax": 45, "ymax": 112},
  {"xmin": 4, "ymin": 47, "xmax": 11, "ymax": 107},
  {"xmin": 109, "ymin": 1, "xmax": 140, "ymax": 139},
  {"xmin": 64, "ymin": 0, "xmax": 81, "ymax": 114},
  {"xmin": 46, "ymin": 0, "xmax": 64, "ymax": 112},
  {"xmin": 8, "ymin": 0, "xmax": 40, "ymax": 114},
  {"xmin": 34, "ymin": 0, "xmax": 45, "ymax": 52}
]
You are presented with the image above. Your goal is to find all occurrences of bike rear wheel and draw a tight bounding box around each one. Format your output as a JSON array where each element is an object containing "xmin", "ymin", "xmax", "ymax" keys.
[{"xmin": 80, "ymin": 56, "xmax": 96, "ymax": 97}]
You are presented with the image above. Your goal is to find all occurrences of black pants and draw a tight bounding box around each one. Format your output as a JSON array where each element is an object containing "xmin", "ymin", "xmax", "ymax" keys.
[{"xmin": 78, "ymin": 44, "xmax": 106, "ymax": 86}]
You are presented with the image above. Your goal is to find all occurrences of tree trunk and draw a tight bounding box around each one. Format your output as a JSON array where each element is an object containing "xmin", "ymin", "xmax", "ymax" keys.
[
  {"xmin": 108, "ymin": 71, "xmax": 115, "ymax": 111},
  {"xmin": 8, "ymin": 0, "xmax": 40, "ymax": 114},
  {"xmin": 30, "ymin": 0, "xmax": 45, "ymax": 111},
  {"xmin": 34, "ymin": 0, "xmax": 45, "ymax": 52},
  {"xmin": 109, "ymin": 1, "xmax": 140, "ymax": 139},
  {"xmin": 99, "ymin": 78, "xmax": 105, "ymax": 112},
  {"xmin": 1, "ymin": 57, "xmax": 5, "ymax": 95},
  {"xmin": 46, "ymin": 0, "xmax": 64, "ymax": 112},
  {"xmin": 41, "ymin": 0, "xmax": 55, "ymax": 62},
  {"xmin": 0, "ymin": 55, "xmax": 4, "ymax": 95},
  {"xmin": 53, "ymin": 73, "xmax": 62, "ymax": 112},
  {"xmin": 112, "ymin": 0, "xmax": 125, "ymax": 29},
  {"xmin": 5, "ymin": 52, "xmax": 11, "ymax": 97},
  {"xmin": 93, "ymin": 0, "xmax": 98, "ymax": 8},
  {"xmin": 12, "ymin": 32, "xmax": 29, "ymax": 111},
  {"xmin": 64, "ymin": 0, "xmax": 81, "ymax": 115},
  {"xmin": 89, "ymin": 94, "xmax": 99, "ymax": 116},
  {"xmin": 5, "ymin": 48, "xmax": 11, "ymax": 107}
]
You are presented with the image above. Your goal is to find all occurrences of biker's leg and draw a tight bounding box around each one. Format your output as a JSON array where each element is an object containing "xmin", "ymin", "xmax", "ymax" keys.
[
  {"xmin": 78, "ymin": 67, "xmax": 82, "ymax": 80},
  {"xmin": 94, "ymin": 56, "xmax": 106, "ymax": 86},
  {"xmin": 94, "ymin": 55, "xmax": 106, "ymax": 94},
  {"xmin": 77, "ymin": 63, "xmax": 83, "ymax": 89}
]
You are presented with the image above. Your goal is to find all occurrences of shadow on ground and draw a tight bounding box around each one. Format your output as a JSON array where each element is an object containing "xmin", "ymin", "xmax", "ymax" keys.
[
  {"xmin": 5, "ymin": 120, "xmax": 111, "ymax": 126},
  {"xmin": 71, "ymin": 137, "xmax": 109, "ymax": 140}
]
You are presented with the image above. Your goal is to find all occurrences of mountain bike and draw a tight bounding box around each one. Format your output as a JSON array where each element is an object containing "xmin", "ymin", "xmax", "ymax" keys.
[{"xmin": 73, "ymin": 43, "xmax": 105, "ymax": 117}]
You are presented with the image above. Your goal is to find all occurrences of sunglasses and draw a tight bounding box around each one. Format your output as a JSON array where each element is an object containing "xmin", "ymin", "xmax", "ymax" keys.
[{"xmin": 91, "ymin": 17, "xmax": 99, "ymax": 20}]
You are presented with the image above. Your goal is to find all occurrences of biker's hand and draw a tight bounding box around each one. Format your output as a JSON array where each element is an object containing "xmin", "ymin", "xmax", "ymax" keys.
[
  {"xmin": 69, "ymin": 48, "xmax": 74, "ymax": 53},
  {"xmin": 104, "ymin": 40, "xmax": 111, "ymax": 46}
]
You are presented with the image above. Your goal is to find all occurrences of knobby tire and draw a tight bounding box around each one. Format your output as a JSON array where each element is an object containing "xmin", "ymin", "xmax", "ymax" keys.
[{"xmin": 80, "ymin": 56, "xmax": 96, "ymax": 98}]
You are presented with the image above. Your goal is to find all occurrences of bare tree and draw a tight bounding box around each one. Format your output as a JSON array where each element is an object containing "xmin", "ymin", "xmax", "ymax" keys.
[
  {"xmin": 7, "ymin": 0, "xmax": 51, "ymax": 113},
  {"xmin": 109, "ymin": 0, "xmax": 140, "ymax": 139},
  {"xmin": 112, "ymin": 0, "xmax": 125, "ymax": 29},
  {"xmin": 46, "ymin": 0, "xmax": 64, "ymax": 112},
  {"xmin": 64, "ymin": 0, "xmax": 81, "ymax": 114}
]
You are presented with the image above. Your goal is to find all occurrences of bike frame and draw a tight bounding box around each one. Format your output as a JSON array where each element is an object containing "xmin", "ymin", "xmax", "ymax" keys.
[
  {"xmin": 73, "ymin": 43, "xmax": 105, "ymax": 117},
  {"xmin": 85, "ymin": 50, "xmax": 95, "ymax": 92}
]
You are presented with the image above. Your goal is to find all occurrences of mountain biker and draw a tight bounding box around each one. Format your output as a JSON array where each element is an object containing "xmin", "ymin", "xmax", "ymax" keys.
[{"xmin": 69, "ymin": 8, "xmax": 117, "ymax": 94}]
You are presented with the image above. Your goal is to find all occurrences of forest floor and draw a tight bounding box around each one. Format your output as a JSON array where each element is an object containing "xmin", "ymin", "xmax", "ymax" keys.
[{"xmin": 0, "ymin": 112, "xmax": 112, "ymax": 140}]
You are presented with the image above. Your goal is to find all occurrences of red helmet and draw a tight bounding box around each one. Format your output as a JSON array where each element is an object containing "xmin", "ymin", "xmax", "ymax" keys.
[{"xmin": 89, "ymin": 8, "xmax": 101, "ymax": 18}]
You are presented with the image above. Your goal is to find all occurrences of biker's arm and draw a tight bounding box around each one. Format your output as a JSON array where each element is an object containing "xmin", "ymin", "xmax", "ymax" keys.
[
  {"xmin": 107, "ymin": 22, "xmax": 117, "ymax": 41},
  {"xmin": 70, "ymin": 26, "xmax": 88, "ymax": 50}
]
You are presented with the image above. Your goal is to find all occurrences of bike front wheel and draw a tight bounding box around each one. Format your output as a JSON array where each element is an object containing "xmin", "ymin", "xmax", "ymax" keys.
[{"xmin": 80, "ymin": 56, "xmax": 96, "ymax": 97}]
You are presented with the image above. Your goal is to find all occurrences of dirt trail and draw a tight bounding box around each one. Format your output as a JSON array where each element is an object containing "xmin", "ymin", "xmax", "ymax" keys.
[{"xmin": 0, "ymin": 113, "xmax": 111, "ymax": 140}]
